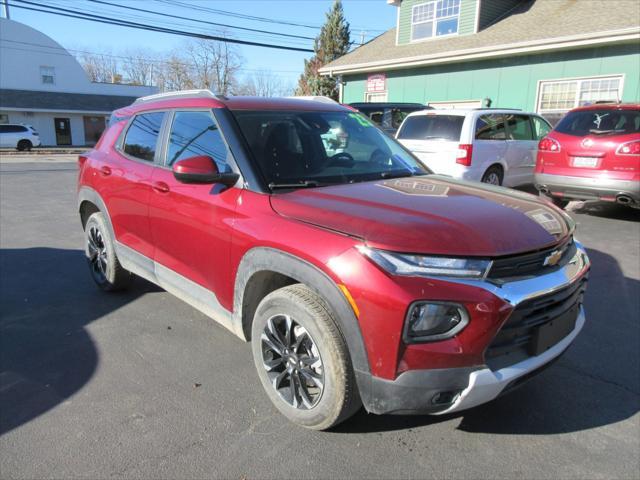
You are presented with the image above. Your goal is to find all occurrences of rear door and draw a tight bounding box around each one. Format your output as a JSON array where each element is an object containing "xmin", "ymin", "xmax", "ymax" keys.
[
  {"xmin": 396, "ymin": 113, "xmax": 464, "ymax": 174},
  {"xmin": 504, "ymin": 114, "xmax": 538, "ymax": 186},
  {"xmin": 99, "ymin": 111, "xmax": 166, "ymax": 259},
  {"xmin": 148, "ymin": 109, "xmax": 241, "ymax": 298},
  {"xmin": 473, "ymin": 114, "xmax": 508, "ymax": 179}
]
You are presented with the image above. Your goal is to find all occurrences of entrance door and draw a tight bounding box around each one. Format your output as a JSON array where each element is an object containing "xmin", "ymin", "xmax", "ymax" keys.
[{"xmin": 54, "ymin": 118, "xmax": 72, "ymax": 145}]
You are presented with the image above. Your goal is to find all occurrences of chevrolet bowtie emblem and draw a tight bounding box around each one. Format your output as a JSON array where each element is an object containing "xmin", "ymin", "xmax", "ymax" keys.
[{"xmin": 543, "ymin": 249, "xmax": 563, "ymax": 267}]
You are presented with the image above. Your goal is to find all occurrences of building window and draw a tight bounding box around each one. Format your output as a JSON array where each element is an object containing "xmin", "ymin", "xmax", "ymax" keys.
[
  {"xmin": 0, "ymin": 113, "xmax": 8, "ymax": 124},
  {"xmin": 364, "ymin": 92, "xmax": 388, "ymax": 103},
  {"xmin": 411, "ymin": 0, "xmax": 460, "ymax": 42},
  {"xmin": 537, "ymin": 76, "xmax": 623, "ymax": 114},
  {"xmin": 40, "ymin": 66, "xmax": 55, "ymax": 84}
]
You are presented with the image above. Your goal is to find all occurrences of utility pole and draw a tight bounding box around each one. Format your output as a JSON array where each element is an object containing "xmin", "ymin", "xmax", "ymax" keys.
[
  {"xmin": 2, "ymin": 0, "xmax": 10, "ymax": 19},
  {"xmin": 360, "ymin": 30, "xmax": 366, "ymax": 45}
]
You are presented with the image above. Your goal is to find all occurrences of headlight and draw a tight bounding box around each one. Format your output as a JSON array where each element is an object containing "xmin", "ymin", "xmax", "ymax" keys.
[
  {"xmin": 357, "ymin": 246, "xmax": 492, "ymax": 279},
  {"xmin": 404, "ymin": 302, "xmax": 469, "ymax": 342}
]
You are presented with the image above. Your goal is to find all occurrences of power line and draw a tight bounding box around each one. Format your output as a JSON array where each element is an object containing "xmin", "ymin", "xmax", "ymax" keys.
[
  {"xmin": 8, "ymin": 0, "xmax": 314, "ymax": 53},
  {"xmin": 85, "ymin": 0, "xmax": 316, "ymax": 41},
  {"xmin": 0, "ymin": 39, "xmax": 303, "ymax": 74}
]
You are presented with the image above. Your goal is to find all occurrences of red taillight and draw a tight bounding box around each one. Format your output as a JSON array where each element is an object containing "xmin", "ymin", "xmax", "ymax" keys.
[
  {"xmin": 616, "ymin": 140, "xmax": 640, "ymax": 156},
  {"xmin": 538, "ymin": 136, "xmax": 561, "ymax": 152},
  {"xmin": 456, "ymin": 144, "xmax": 473, "ymax": 166}
]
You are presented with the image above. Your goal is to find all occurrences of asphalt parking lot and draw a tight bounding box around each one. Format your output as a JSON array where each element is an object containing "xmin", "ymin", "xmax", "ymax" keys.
[{"xmin": 1, "ymin": 159, "xmax": 638, "ymax": 480}]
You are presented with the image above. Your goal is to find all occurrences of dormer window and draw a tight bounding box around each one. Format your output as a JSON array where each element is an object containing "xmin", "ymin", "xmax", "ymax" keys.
[
  {"xmin": 40, "ymin": 66, "xmax": 55, "ymax": 85},
  {"xmin": 411, "ymin": 0, "xmax": 460, "ymax": 42}
]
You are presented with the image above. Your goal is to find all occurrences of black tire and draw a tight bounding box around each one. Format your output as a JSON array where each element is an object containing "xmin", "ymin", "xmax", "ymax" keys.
[
  {"xmin": 481, "ymin": 165, "xmax": 503, "ymax": 186},
  {"xmin": 84, "ymin": 212, "xmax": 132, "ymax": 291},
  {"xmin": 251, "ymin": 284, "xmax": 361, "ymax": 430},
  {"xmin": 17, "ymin": 140, "xmax": 32, "ymax": 152}
]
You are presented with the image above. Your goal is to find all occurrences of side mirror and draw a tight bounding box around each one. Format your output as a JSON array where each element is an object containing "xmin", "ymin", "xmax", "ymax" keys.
[{"xmin": 172, "ymin": 156, "xmax": 239, "ymax": 187}]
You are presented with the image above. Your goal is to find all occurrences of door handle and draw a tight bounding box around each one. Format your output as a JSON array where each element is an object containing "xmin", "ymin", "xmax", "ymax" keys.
[
  {"xmin": 152, "ymin": 181, "xmax": 170, "ymax": 194},
  {"xmin": 99, "ymin": 166, "xmax": 111, "ymax": 176}
]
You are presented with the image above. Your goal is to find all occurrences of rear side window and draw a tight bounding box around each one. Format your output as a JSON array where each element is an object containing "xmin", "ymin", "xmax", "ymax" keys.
[
  {"xmin": 397, "ymin": 115, "xmax": 464, "ymax": 141},
  {"xmin": 475, "ymin": 114, "xmax": 507, "ymax": 140},
  {"xmin": 505, "ymin": 114, "xmax": 534, "ymax": 140},
  {"xmin": 555, "ymin": 109, "xmax": 640, "ymax": 136},
  {"xmin": 123, "ymin": 112, "xmax": 165, "ymax": 161},
  {"xmin": 167, "ymin": 111, "xmax": 231, "ymax": 172}
]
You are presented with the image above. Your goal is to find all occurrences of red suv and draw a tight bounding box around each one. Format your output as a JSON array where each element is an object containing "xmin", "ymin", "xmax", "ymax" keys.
[
  {"xmin": 78, "ymin": 91, "xmax": 590, "ymax": 430},
  {"xmin": 535, "ymin": 103, "xmax": 640, "ymax": 209}
]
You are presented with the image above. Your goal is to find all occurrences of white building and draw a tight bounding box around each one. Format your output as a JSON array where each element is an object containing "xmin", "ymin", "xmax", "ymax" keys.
[{"xmin": 0, "ymin": 18, "xmax": 157, "ymax": 146}]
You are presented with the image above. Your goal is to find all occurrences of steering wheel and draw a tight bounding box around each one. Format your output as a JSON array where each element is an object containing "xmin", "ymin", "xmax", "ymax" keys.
[
  {"xmin": 369, "ymin": 149, "xmax": 390, "ymax": 167},
  {"xmin": 326, "ymin": 152, "xmax": 355, "ymax": 168}
]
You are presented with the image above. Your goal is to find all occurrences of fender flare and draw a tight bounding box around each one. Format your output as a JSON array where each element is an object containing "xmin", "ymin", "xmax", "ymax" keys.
[
  {"xmin": 233, "ymin": 247, "xmax": 371, "ymax": 378},
  {"xmin": 77, "ymin": 187, "xmax": 115, "ymax": 239}
]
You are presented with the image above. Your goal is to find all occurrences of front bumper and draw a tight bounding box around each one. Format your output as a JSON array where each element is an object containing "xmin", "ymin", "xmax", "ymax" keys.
[
  {"xmin": 535, "ymin": 173, "xmax": 640, "ymax": 203},
  {"xmin": 357, "ymin": 241, "xmax": 590, "ymax": 415}
]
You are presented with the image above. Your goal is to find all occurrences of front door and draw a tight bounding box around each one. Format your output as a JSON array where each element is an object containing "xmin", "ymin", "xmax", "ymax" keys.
[
  {"xmin": 148, "ymin": 110, "xmax": 240, "ymax": 303},
  {"xmin": 54, "ymin": 118, "xmax": 71, "ymax": 145}
]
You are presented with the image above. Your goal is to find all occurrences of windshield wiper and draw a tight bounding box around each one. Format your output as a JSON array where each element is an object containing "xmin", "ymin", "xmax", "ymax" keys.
[
  {"xmin": 268, "ymin": 180, "xmax": 321, "ymax": 190},
  {"xmin": 380, "ymin": 170, "xmax": 415, "ymax": 180}
]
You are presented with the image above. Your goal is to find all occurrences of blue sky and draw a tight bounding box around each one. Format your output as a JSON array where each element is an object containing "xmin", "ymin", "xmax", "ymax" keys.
[{"xmin": 8, "ymin": 0, "xmax": 395, "ymax": 84}]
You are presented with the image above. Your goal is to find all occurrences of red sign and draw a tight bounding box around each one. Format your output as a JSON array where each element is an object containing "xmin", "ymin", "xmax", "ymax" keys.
[{"xmin": 367, "ymin": 74, "xmax": 386, "ymax": 93}]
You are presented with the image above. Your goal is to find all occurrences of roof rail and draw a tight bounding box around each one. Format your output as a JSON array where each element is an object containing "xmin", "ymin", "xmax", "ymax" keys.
[
  {"xmin": 133, "ymin": 89, "xmax": 228, "ymax": 104},
  {"xmin": 471, "ymin": 107, "xmax": 522, "ymax": 111}
]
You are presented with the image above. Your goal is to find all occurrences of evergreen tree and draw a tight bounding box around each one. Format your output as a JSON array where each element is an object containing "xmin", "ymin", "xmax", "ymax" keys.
[{"xmin": 296, "ymin": 0, "xmax": 351, "ymax": 100}]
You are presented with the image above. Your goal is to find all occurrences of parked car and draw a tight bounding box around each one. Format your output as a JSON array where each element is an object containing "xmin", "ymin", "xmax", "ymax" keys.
[
  {"xmin": 535, "ymin": 103, "xmax": 640, "ymax": 209},
  {"xmin": 349, "ymin": 102, "xmax": 429, "ymax": 135},
  {"xmin": 396, "ymin": 109, "xmax": 552, "ymax": 187},
  {"xmin": 0, "ymin": 124, "xmax": 41, "ymax": 151},
  {"xmin": 78, "ymin": 91, "xmax": 590, "ymax": 430}
]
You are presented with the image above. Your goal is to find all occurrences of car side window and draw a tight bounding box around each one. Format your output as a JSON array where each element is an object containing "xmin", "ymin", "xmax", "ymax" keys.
[
  {"xmin": 475, "ymin": 114, "xmax": 507, "ymax": 140},
  {"xmin": 531, "ymin": 116, "xmax": 552, "ymax": 140},
  {"xmin": 505, "ymin": 114, "xmax": 534, "ymax": 140},
  {"xmin": 123, "ymin": 112, "xmax": 165, "ymax": 162},
  {"xmin": 166, "ymin": 111, "xmax": 231, "ymax": 172}
]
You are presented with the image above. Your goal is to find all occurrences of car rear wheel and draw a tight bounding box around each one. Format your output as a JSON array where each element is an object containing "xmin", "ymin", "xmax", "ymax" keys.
[
  {"xmin": 481, "ymin": 165, "xmax": 503, "ymax": 186},
  {"xmin": 251, "ymin": 284, "xmax": 361, "ymax": 430},
  {"xmin": 17, "ymin": 140, "xmax": 32, "ymax": 151},
  {"xmin": 84, "ymin": 212, "xmax": 132, "ymax": 291}
]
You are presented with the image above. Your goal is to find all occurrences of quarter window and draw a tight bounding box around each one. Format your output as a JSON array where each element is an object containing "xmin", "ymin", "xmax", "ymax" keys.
[
  {"xmin": 123, "ymin": 112, "xmax": 164, "ymax": 162},
  {"xmin": 411, "ymin": 0, "xmax": 460, "ymax": 42},
  {"xmin": 167, "ymin": 111, "xmax": 231, "ymax": 172},
  {"xmin": 531, "ymin": 116, "xmax": 552, "ymax": 140},
  {"xmin": 475, "ymin": 115, "xmax": 507, "ymax": 140}
]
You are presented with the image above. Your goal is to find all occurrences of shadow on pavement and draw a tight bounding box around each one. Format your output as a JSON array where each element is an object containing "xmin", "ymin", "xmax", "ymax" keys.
[
  {"xmin": 567, "ymin": 201, "xmax": 639, "ymax": 221},
  {"xmin": 335, "ymin": 246, "xmax": 639, "ymax": 434},
  {"xmin": 0, "ymin": 247, "xmax": 157, "ymax": 435}
]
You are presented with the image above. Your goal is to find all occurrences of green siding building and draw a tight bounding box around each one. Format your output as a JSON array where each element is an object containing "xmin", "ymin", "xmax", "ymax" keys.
[{"xmin": 320, "ymin": 0, "xmax": 640, "ymax": 123}]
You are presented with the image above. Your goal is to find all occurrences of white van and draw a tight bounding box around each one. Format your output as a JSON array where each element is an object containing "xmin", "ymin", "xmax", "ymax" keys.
[{"xmin": 396, "ymin": 109, "xmax": 552, "ymax": 186}]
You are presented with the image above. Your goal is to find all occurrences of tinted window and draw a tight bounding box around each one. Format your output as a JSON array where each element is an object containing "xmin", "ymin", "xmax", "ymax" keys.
[
  {"xmin": 123, "ymin": 112, "xmax": 164, "ymax": 161},
  {"xmin": 506, "ymin": 114, "xmax": 533, "ymax": 140},
  {"xmin": 167, "ymin": 111, "xmax": 230, "ymax": 172},
  {"xmin": 532, "ymin": 116, "xmax": 552, "ymax": 140},
  {"xmin": 475, "ymin": 114, "xmax": 507, "ymax": 140},
  {"xmin": 0, "ymin": 125, "xmax": 27, "ymax": 133},
  {"xmin": 397, "ymin": 115, "xmax": 464, "ymax": 141},
  {"xmin": 555, "ymin": 109, "xmax": 640, "ymax": 137},
  {"xmin": 233, "ymin": 110, "xmax": 428, "ymax": 186}
]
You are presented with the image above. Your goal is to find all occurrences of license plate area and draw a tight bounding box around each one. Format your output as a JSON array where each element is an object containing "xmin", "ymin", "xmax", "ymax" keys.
[
  {"xmin": 529, "ymin": 304, "xmax": 579, "ymax": 356},
  {"xmin": 571, "ymin": 156, "xmax": 599, "ymax": 168}
]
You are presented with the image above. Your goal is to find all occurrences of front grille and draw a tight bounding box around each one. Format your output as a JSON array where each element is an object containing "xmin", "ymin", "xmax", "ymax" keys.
[
  {"xmin": 487, "ymin": 238, "xmax": 576, "ymax": 282},
  {"xmin": 485, "ymin": 275, "xmax": 588, "ymax": 371}
]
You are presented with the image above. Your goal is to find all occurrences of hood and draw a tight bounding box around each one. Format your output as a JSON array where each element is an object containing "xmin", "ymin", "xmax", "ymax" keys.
[{"xmin": 269, "ymin": 176, "xmax": 572, "ymax": 257}]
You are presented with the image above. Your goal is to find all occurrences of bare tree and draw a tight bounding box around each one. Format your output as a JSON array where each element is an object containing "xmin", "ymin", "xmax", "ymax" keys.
[
  {"xmin": 239, "ymin": 70, "xmax": 294, "ymax": 97},
  {"xmin": 78, "ymin": 50, "xmax": 120, "ymax": 83},
  {"xmin": 184, "ymin": 38, "xmax": 242, "ymax": 94},
  {"xmin": 155, "ymin": 55, "xmax": 195, "ymax": 92},
  {"xmin": 121, "ymin": 49, "xmax": 157, "ymax": 86}
]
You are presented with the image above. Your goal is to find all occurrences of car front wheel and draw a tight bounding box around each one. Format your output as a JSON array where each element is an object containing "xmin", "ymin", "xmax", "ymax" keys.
[{"xmin": 251, "ymin": 284, "xmax": 361, "ymax": 430}]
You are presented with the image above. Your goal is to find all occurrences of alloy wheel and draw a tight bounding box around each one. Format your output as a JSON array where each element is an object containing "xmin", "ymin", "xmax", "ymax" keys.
[
  {"xmin": 484, "ymin": 172, "xmax": 501, "ymax": 185},
  {"xmin": 87, "ymin": 226, "xmax": 108, "ymax": 282},
  {"xmin": 261, "ymin": 314, "xmax": 324, "ymax": 409}
]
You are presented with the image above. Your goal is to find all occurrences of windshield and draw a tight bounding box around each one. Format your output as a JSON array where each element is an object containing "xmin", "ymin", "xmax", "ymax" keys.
[
  {"xmin": 555, "ymin": 109, "xmax": 640, "ymax": 136},
  {"xmin": 397, "ymin": 114, "xmax": 464, "ymax": 141},
  {"xmin": 232, "ymin": 110, "xmax": 429, "ymax": 188}
]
